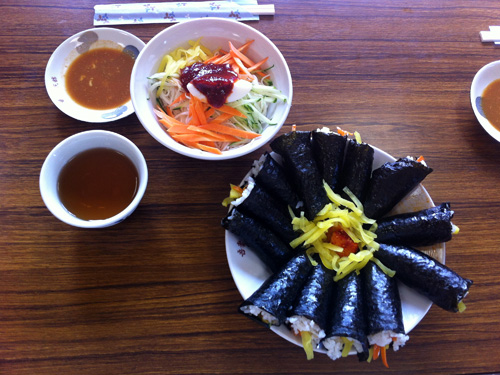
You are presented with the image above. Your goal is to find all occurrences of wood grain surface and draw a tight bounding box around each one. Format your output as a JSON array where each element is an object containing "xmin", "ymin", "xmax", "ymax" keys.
[{"xmin": 1, "ymin": 0, "xmax": 500, "ymax": 374}]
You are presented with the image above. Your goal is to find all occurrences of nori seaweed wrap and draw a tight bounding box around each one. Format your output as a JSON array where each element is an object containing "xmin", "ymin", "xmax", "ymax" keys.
[
  {"xmin": 251, "ymin": 152, "xmax": 301, "ymax": 210},
  {"xmin": 363, "ymin": 157, "xmax": 433, "ymax": 219},
  {"xmin": 375, "ymin": 203, "xmax": 456, "ymax": 247},
  {"xmin": 270, "ymin": 131, "xmax": 329, "ymax": 220},
  {"xmin": 323, "ymin": 272, "xmax": 369, "ymax": 362},
  {"xmin": 287, "ymin": 263, "xmax": 335, "ymax": 358},
  {"xmin": 239, "ymin": 252, "xmax": 313, "ymax": 326},
  {"xmin": 376, "ymin": 243, "xmax": 473, "ymax": 312},
  {"xmin": 232, "ymin": 177, "xmax": 296, "ymax": 244},
  {"xmin": 311, "ymin": 129, "xmax": 347, "ymax": 192},
  {"xmin": 362, "ymin": 261, "xmax": 408, "ymax": 351},
  {"xmin": 338, "ymin": 139, "xmax": 374, "ymax": 203},
  {"xmin": 222, "ymin": 208, "xmax": 295, "ymax": 273}
]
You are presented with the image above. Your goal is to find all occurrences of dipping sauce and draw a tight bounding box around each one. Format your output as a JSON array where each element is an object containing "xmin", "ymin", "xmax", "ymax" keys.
[
  {"xmin": 180, "ymin": 62, "xmax": 238, "ymax": 108},
  {"xmin": 482, "ymin": 78, "xmax": 500, "ymax": 131},
  {"xmin": 65, "ymin": 47, "xmax": 135, "ymax": 110},
  {"xmin": 58, "ymin": 148, "xmax": 139, "ymax": 220}
]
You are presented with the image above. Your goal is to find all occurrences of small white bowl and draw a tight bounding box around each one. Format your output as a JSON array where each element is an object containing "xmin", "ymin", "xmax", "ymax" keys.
[
  {"xmin": 470, "ymin": 60, "xmax": 500, "ymax": 142},
  {"xmin": 45, "ymin": 28, "xmax": 145, "ymax": 123},
  {"xmin": 40, "ymin": 130, "xmax": 148, "ymax": 228},
  {"xmin": 130, "ymin": 18, "xmax": 293, "ymax": 160}
]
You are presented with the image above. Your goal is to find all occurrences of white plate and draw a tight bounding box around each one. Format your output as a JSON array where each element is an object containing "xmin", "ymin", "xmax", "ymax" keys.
[
  {"xmin": 225, "ymin": 145, "xmax": 445, "ymax": 355},
  {"xmin": 45, "ymin": 27, "xmax": 145, "ymax": 123}
]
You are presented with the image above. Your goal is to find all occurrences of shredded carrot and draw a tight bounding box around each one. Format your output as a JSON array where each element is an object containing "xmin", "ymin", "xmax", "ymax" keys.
[
  {"xmin": 186, "ymin": 126, "xmax": 240, "ymax": 142},
  {"xmin": 380, "ymin": 346, "xmax": 389, "ymax": 368},
  {"xmin": 417, "ymin": 155, "xmax": 425, "ymax": 163},
  {"xmin": 247, "ymin": 56, "xmax": 269, "ymax": 72},
  {"xmin": 337, "ymin": 127, "xmax": 354, "ymax": 137},
  {"xmin": 197, "ymin": 143, "xmax": 223, "ymax": 155},
  {"xmin": 233, "ymin": 56, "xmax": 253, "ymax": 78},
  {"xmin": 232, "ymin": 185, "xmax": 244, "ymax": 194},
  {"xmin": 372, "ymin": 345, "xmax": 381, "ymax": 360},
  {"xmin": 198, "ymin": 123, "xmax": 261, "ymax": 139},
  {"xmin": 216, "ymin": 104, "xmax": 246, "ymax": 118},
  {"xmin": 209, "ymin": 112, "xmax": 234, "ymax": 124},
  {"xmin": 170, "ymin": 92, "xmax": 187, "ymax": 106},
  {"xmin": 229, "ymin": 41, "xmax": 256, "ymax": 67}
]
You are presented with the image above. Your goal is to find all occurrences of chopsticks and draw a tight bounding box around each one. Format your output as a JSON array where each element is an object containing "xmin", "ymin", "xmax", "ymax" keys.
[
  {"xmin": 240, "ymin": 4, "xmax": 275, "ymax": 16},
  {"xmin": 94, "ymin": 1, "xmax": 274, "ymax": 26},
  {"xmin": 480, "ymin": 26, "xmax": 500, "ymax": 44}
]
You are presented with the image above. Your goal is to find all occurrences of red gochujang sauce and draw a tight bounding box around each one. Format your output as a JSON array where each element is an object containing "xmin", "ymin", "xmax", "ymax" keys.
[
  {"xmin": 65, "ymin": 47, "xmax": 134, "ymax": 110},
  {"xmin": 57, "ymin": 148, "xmax": 139, "ymax": 220},
  {"xmin": 180, "ymin": 62, "xmax": 238, "ymax": 108}
]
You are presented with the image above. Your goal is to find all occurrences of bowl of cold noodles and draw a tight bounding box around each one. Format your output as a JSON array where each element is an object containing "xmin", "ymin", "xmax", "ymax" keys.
[{"xmin": 130, "ymin": 18, "xmax": 293, "ymax": 160}]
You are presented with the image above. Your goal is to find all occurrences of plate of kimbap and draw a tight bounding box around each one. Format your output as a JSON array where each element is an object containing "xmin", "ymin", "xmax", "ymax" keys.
[{"xmin": 222, "ymin": 127, "xmax": 472, "ymax": 365}]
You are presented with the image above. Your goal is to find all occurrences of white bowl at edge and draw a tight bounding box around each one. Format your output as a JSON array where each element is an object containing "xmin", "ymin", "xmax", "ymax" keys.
[{"xmin": 470, "ymin": 60, "xmax": 500, "ymax": 142}]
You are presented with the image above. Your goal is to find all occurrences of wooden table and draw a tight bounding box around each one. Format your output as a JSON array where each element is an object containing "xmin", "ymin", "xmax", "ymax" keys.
[{"xmin": 2, "ymin": 0, "xmax": 500, "ymax": 374}]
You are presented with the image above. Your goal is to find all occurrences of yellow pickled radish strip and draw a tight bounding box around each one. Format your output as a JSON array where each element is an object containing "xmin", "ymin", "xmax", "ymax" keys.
[
  {"xmin": 341, "ymin": 337, "xmax": 354, "ymax": 357},
  {"xmin": 300, "ymin": 331, "xmax": 314, "ymax": 360}
]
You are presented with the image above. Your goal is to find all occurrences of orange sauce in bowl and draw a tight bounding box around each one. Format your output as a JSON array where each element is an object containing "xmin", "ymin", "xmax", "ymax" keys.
[
  {"xmin": 481, "ymin": 79, "xmax": 500, "ymax": 131},
  {"xmin": 65, "ymin": 47, "xmax": 134, "ymax": 110}
]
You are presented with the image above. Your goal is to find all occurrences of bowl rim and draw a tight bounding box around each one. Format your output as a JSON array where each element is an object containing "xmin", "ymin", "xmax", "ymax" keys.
[
  {"xmin": 45, "ymin": 27, "xmax": 146, "ymax": 123},
  {"xmin": 470, "ymin": 59, "xmax": 500, "ymax": 142},
  {"xmin": 130, "ymin": 17, "xmax": 293, "ymax": 160}
]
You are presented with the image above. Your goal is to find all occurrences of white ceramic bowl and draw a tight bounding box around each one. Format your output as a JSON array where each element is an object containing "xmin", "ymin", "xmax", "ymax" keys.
[
  {"xmin": 40, "ymin": 130, "xmax": 148, "ymax": 228},
  {"xmin": 130, "ymin": 18, "xmax": 293, "ymax": 160},
  {"xmin": 470, "ymin": 60, "xmax": 500, "ymax": 142},
  {"xmin": 45, "ymin": 28, "xmax": 145, "ymax": 123}
]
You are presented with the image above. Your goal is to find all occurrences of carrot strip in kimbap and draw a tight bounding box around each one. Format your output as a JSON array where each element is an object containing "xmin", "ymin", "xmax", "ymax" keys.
[
  {"xmin": 362, "ymin": 260, "xmax": 409, "ymax": 365},
  {"xmin": 222, "ymin": 208, "xmax": 295, "ymax": 273},
  {"xmin": 239, "ymin": 252, "xmax": 313, "ymax": 327},
  {"xmin": 363, "ymin": 157, "xmax": 433, "ymax": 220},
  {"xmin": 223, "ymin": 177, "xmax": 297, "ymax": 244},
  {"xmin": 338, "ymin": 137, "xmax": 374, "ymax": 204},
  {"xmin": 375, "ymin": 243, "xmax": 473, "ymax": 312},
  {"xmin": 286, "ymin": 263, "xmax": 335, "ymax": 360},
  {"xmin": 249, "ymin": 152, "xmax": 302, "ymax": 211},
  {"xmin": 375, "ymin": 203, "xmax": 458, "ymax": 247},
  {"xmin": 322, "ymin": 271, "xmax": 370, "ymax": 362},
  {"xmin": 270, "ymin": 130, "xmax": 329, "ymax": 220},
  {"xmin": 311, "ymin": 128, "xmax": 347, "ymax": 193}
]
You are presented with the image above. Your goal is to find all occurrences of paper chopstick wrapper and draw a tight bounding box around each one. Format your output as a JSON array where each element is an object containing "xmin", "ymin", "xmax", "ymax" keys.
[
  {"xmin": 480, "ymin": 26, "xmax": 500, "ymax": 45},
  {"xmin": 94, "ymin": 1, "xmax": 274, "ymax": 26}
]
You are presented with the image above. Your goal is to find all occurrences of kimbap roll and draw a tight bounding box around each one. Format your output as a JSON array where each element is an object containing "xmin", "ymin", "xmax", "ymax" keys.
[
  {"xmin": 362, "ymin": 261, "xmax": 409, "ymax": 366},
  {"xmin": 222, "ymin": 208, "xmax": 295, "ymax": 273},
  {"xmin": 311, "ymin": 128, "xmax": 347, "ymax": 192},
  {"xmin": 375, "ymin": 243, "xmax": 473, "ymax": 312},
  {"xmin": 322, "ymin": 271, "xmax": 370, "ymax": 362},
  {"xmin": 270, "ymin": 131, "xmax": 329, "ymax": 220},
  {"xmin": 375, "ymin": 203, "xmax": 457, "ymax": 247},
  {"xmin": 230, "ymin": 177, "xmax": 296, "ymax": 244},
  {"xmin": 250, "ymin": 152, "xmax": 302, "ymax": 211},
  {"xmin": 363, "ymin": 157, "xmax": 433, "ymax": 220},
  {"xmin": 239, "ymin": 252, "xmax": 313, "ymax": 326},
  {"xmin": 286, "ymin": 263, "xmax": 334, "ymax": 360},
  {"xmin": 338, "ymin": 138, "xmax": 374, "ymax": 203}
]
